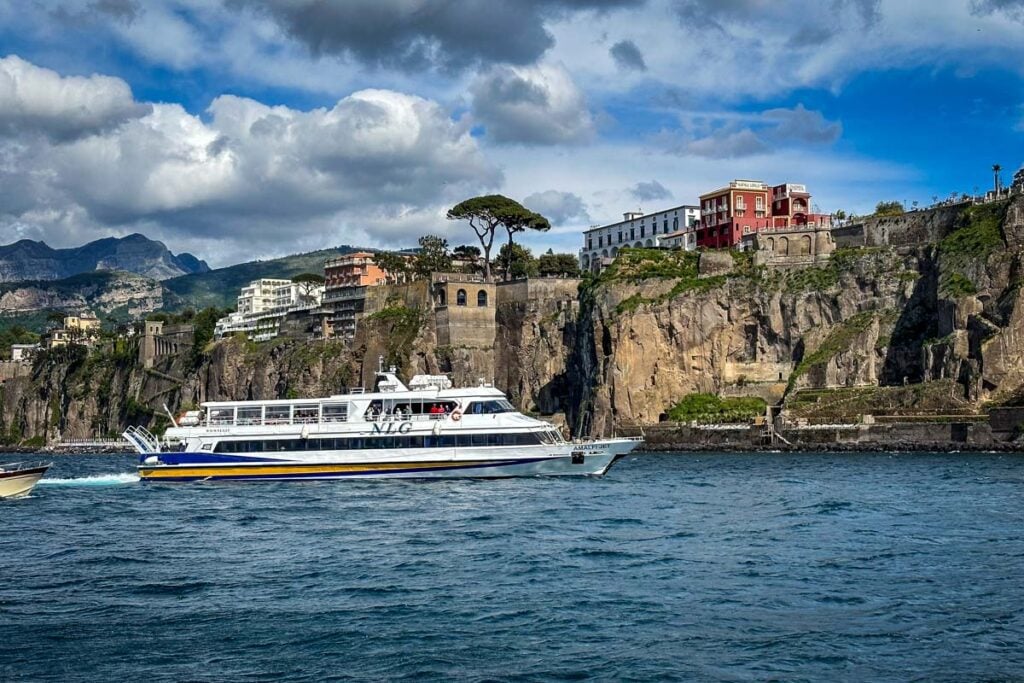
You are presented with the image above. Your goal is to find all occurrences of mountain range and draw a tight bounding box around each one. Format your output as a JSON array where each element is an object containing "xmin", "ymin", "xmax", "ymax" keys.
[{"xmin": 0, "ymin": 234, "xmax": 210, "ymax": 282}]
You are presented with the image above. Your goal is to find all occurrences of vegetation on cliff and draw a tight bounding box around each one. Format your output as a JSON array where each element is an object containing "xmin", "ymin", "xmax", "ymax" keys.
[
  {"xmin": 937, "ymin": 200, "xmax": 1008, "ymax": 297},
  {"xmin": 667, "ymin": 393, "xmax": 766, "ymax": 424},
  {"xmin": 363, "ymin": 304, "xmax": 426, "ymax": 370}
]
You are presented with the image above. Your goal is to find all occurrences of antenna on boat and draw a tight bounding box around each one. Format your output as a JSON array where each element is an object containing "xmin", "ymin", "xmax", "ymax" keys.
[{"xmin": 163, "ymin": 403, "xmax": 178, "ymax": 428}]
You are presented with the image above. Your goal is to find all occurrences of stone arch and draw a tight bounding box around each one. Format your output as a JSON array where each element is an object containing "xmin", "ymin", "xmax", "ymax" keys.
[
  {"xmin": 477, "ymin": 289, "xmax": 488, "ymax": 307},
  {"xmin": 601, "ymin": 249, "xmax": 608, "ymax": 258},
  {"xmin": 456, "ymin": 289, "xmax": 467, "ymax": 306},
  {"xmin": 611, "ymin": 247, "xmax": 618, "ymax": 256},
  {"xmin": 800, "ymin": 235, "xmax": 812, "ymax": 255},
  {"xmin": 767, "ymin": 237, "xmax": 775, "ymax": 252},
  {"xmin": 634, "ymin": 241, "xmax": 643, "ymax": 248},
  {"xmin": 435, "ymin": 288, "xmax": 447, "ymax": 306},
  {"xmin": 778, "ymin": 236, "xmax": 790, "ymax": 255},
  {"xmin": 645, "ymin": 239, "xmax": 653, "ymax": 247}
]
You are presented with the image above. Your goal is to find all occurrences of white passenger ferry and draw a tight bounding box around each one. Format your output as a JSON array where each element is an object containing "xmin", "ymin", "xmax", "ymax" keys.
[{"xmin": 123, "ymin": 367, "xmax": 641, "ymax": 482}]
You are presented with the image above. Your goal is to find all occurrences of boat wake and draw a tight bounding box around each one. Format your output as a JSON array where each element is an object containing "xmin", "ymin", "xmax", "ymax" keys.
[{"xmin": 39, "ymin": 473, "xmax": 140, "ymax": 486}]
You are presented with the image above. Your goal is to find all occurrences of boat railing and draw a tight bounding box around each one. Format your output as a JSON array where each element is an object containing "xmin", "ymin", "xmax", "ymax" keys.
[
  {"xmin": 123, "ymin": 425, "xmax": 160, "ymax": 454},
  {"xmin": 0, "ymin": 461, "xmax": 51, "ymax": 473}
]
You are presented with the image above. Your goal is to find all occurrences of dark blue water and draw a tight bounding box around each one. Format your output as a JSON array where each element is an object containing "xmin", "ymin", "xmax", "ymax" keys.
[{"xmin": 2, "ymin": 452, "xmax": 1023, "ymax": 681}]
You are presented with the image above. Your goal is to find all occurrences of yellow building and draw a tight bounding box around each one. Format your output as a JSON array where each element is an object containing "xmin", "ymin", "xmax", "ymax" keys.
[{"xmin": 64, "ymin": 314, "xmax": 101, "ymax": 333}]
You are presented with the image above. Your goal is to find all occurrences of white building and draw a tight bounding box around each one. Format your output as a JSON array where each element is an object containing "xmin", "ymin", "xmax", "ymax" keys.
[
  {"xmin": 580, "ymin": 204, "xmax": 700, "ymax": 273},
  {"xmin": 10, "ymin": 343, "xmax": 40, "ymax": 361},
  {"xmin": 215, "ymin": 279, "xmax": 324, "ymax": 342}
]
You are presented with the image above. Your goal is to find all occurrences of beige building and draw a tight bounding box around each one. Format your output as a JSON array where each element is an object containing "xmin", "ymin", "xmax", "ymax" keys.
[
  {"xmin": 749, "ymin": 225, "xmax": 836, "ymax": 267},
  {"xmin": 64, "ymin": 314, "xmax": 101, "ymax": 333},
  {"xmin": 431, "ymin": 274, "xmax": 496, "ymax": 348}
]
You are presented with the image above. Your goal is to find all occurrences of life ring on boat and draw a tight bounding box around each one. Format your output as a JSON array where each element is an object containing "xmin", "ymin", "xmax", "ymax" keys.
[{"xmin": 451, "ymin": 410, "xmax": 462, "ymax": 422}]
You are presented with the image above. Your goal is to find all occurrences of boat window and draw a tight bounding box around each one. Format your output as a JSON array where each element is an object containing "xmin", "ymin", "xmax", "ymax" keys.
[
  {"xmin": 237, "ymin": 407, "xmax": 262, "ymax": 425},
  {"xmin": 208, "ymin": 408, "xmax": 234, "ymax": 425},
  {"xmin": 464, "ymin": 399, "xmax": 515, "ymax": 415},
  {"xmin": 265, "ymin": 405, "xmax": 290, "ymax": 424},
  {"xmin": 322, "ymin": 403, "xmax": 348, "ymax": 423},
  {"xmin": 293, "ymin": 404, "xmax": 318, "ymax": 423}
]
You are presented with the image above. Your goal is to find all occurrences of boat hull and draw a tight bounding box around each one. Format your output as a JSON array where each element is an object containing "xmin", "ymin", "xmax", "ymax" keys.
[
  {"xmin": 0, "ymin": 465, "xmax": 49, "ymax": 498},
  {"xmin": 138, "ymin": 440, "xmax": 639, "ymax": 482}
]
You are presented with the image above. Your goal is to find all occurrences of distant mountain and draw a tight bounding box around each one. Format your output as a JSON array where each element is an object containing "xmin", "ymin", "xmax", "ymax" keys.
[
  {"xmin": 163, "ymin": 246, "xmax": 361, "ymax": 310},
  {"xmin": 0, "ymin": 271, "xmax": 165, "ymax": 332},
  {"xmin": 0, "ymin": 234, "xmax": 210, "ymax": 282}
]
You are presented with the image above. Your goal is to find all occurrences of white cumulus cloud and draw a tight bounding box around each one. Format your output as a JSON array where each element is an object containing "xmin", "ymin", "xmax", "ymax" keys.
[
  {"xmin": 0, "ymin": 56, "xmax": 502, "ymax": 264},
  {"xmin": 470, "ymin": 62, "xmax": 595, "ymax": 145}
]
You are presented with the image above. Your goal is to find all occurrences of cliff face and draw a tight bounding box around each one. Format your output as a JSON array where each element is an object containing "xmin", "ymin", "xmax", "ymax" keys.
[
  {"xmin": 0, "ymin": 271, "xmax": 164, "ymax": 319},
  {"xmin": 576, "ymin": 196, "xmax": 1024, "ymax": 433},
  {"xmin": 4, "ymin": 197, "xmax": 1024, "ymax": 445}
]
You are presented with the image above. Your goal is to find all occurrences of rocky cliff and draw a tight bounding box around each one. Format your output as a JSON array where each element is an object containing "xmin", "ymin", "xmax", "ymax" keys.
[
  {"xmin": 4, "ymin": 197, "xmax": 1024, "ymax": 445},
  {"xmin": 0, "ymin": 234, "xmax": 208, "ymax": 282},
  {"xmin": 0, "ymin": 271, "xmax": 164, "ymax": 320},
  {"xmin": 574, "ymin": 196, "xmax": 1024, "ymax": 434}
]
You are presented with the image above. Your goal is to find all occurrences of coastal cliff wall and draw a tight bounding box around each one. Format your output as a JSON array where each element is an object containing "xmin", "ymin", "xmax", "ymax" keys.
[{"xmin": 4, "ymin": 197, "xmax": 1024, "ymax": 446}]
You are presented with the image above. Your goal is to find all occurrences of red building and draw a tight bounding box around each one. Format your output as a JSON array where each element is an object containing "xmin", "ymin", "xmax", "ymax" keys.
[
  {"xmin": 698, "ymin": 180, "xmax": 772, "ymax": 248},
  {"xmin": 698, "ymin": 179, "xmax": 832, "ymax": 248}
]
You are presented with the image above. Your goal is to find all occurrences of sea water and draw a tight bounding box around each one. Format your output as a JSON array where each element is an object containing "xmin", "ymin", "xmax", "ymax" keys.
[{"xmin": 1, "ymin": 452, "xmax": 1023, "ymax": 681}]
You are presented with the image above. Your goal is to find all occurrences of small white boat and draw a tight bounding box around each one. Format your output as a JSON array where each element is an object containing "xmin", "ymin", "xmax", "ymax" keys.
[{"xmin": 0, "ymin": 462, "xmax": 51, "ymax": 498}]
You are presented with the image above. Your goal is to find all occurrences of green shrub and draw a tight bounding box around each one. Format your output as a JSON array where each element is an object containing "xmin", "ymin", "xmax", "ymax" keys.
[{"xmin": 667, "ymin": 393, "xmax": 766, "ymax": 424}]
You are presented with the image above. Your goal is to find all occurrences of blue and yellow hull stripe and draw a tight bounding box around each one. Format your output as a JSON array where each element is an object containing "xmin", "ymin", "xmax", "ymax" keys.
[{"xmin": 138, "ymin": 458, "xmax": 549, "ymax": 481}]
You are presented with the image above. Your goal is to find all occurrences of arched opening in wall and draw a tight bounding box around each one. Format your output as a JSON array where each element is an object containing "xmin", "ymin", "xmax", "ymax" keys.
[
  {"xmin": 436, "ymin": 288, "xmax": 446, "ymax": 306},
  {"xmin": 601, "ymin": 249, "xmax": 609, "ymax": 258},
  {"xmin": 610, "ymin": 247, "xmax": 618, "ymax": 256},
  {"xmin": 645, "ymin": 239, "xmax": 653, "ymax": 247},
  {"xmin": 477, "ymin": 289, "xmax": 488, "ymax": 307},
  {"xmin": 800, "ymin": 235, "xmax": 812, "ymax": 255},
  {"xmin": 779, "ymin": 236, "xmax": 790, "ymax": 255},
  {"xmin": 767, "ymin": 237, "xmax": 775, "ymax": 252},
  {"xmin": 634, "ymin": 242, "xmax": 643, "ymax": 248},
  {"xmin": 582, "ymin": 254, "xmax": 590, "ymax": 269},
  {"xmin": 456, "ymin": 289, "xmax": 467, "ymax": 306}
]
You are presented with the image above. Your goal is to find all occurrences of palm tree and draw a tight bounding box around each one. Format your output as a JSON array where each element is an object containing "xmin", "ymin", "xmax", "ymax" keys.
[{"xmin": 993, "ymin": 164, "xmax": 1002, "ymax": 194}]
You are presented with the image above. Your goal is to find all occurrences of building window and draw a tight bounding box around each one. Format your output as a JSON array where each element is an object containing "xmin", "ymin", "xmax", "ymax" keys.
[
  {"xmin": 640, "ymin": 225, "xmax": 645, "ymax": 238},
  {"xmin": 598, "ymin": 236, "xmax": 603, "ymax": 247},
  {"xmin": 457, "ymin": 289, "xmax": 467, "ymax": 306},
  {"xmin": 630, "ymin": 228, "xmax": 635, "ymax": 240},
  {"xmin": 673, "ymin": 217, "xmax": 678, "ymax": 230},
  {"xmin": 756, "ymin": 196, "xmax": 764, "ymax": 210},
  {"xmin": 588, "ymin": 239, "xmax": 593, "ymax": 250},
  {"xmin": 477, "ymin": 290, "xmax": 488, "ymax": 307},
  {"xmin": 618, "ymin": 231, "xmax": 623, "ymax": 243}
]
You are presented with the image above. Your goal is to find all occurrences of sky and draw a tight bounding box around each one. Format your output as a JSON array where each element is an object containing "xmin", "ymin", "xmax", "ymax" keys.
[{"xmin": 0, "ymin": 0, "xmax": 1022, "ymax": 267}]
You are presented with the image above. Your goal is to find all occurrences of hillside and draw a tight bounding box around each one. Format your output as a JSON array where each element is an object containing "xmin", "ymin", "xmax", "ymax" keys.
[
  {"xmin": 162, "ymin": 245, "xmax": 361, "ymax": 310},
  {"xmin": 0, "ymin": 271, "xmax": 164, "ymax": 331},
  {"xmin": 0, "ymin": 234, "xmax": 209, "ymax": 282}
]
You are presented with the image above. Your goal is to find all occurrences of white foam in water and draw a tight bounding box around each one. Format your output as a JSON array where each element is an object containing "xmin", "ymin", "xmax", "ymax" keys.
[{"xmin": 39, "ymin": 473, "xmax": 140, "ymax": 486}]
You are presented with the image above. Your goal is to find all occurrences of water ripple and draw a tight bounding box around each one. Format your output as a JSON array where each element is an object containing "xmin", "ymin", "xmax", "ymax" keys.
[{"xmin": 2, "ymin": 451, "xmax": 1024, "ymax": 681}]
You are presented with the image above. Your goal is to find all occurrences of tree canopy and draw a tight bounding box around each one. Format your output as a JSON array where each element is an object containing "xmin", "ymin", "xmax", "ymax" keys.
[
  {"xmin": 874, "ymin": 200, "xmax": 904, "ymax": 217},
  {"xmin": 537, "ymin": 252, "xmax": 581, "ymax": 278},
  {"xmin": 447, "ymin": 194, "xmax": 550, "ymax": 281},
  {"xmin": 496, "ymin": 243, "xmax": 538, "ymax": 280},
  {"xmin": 412, "ymin": 235, "xmax": 452, "ymax": 277},
  {"xmin": 372, "ymin": 251, "xmax": 412, "ymax": 284}
]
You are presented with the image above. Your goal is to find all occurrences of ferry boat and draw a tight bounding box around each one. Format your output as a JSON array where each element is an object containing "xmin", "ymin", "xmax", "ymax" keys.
[{"xmin": 122, "ymin": 368, "xmax": 641, "ymax": 482}]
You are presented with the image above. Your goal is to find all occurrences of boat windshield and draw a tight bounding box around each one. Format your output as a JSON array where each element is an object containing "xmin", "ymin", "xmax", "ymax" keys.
[{"xmin": 464, "ymin": 399, "xmax": 515, "ymax": 415}]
